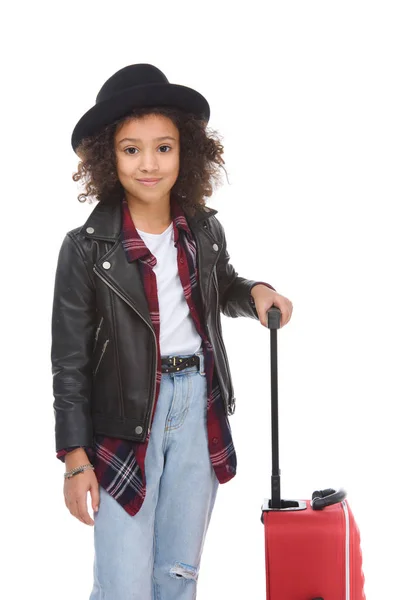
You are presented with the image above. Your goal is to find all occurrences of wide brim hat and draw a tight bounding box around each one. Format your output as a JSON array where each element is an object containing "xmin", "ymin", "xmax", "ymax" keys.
[{"xmin": 71, "ymin": 63, "xmax": 210, "ymax": 154}]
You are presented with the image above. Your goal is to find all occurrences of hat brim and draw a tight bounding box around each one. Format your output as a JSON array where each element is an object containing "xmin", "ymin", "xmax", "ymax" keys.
[{"xmin": 71, "ymin": 83, "xmax": 210, "ymax": 153}]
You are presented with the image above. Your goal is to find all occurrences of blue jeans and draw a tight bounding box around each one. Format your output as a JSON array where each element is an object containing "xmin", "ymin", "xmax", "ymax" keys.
[{"xmin": 89, "ymin": 350, "xmax": 220, "ymax": 600}]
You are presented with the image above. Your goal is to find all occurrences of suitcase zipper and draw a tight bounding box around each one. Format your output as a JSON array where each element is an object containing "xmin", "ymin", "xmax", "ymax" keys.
[
  {"xmin": 93, "ymin": 265, "xmax": 157, "ymax": 437},
  {"xmin": 341, "ymin": 500, "xmax": 351, "ymax": 600}
]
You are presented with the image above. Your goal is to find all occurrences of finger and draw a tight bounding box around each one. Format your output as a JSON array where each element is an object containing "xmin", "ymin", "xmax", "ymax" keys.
[
  {"xmin": 74, "ymin": 501, "xmax": 88, "ymax": 525},
  {"xmin": 287, "ymin": 305, "xmax": 293, "ymax": 323},
  {"xmin": 65, "ymin": 482, "xmax": 86, "ymax": 524},
  {"xmin": 281, "ymin": 300, "xmax": 292, "ymax": 327},
  {"xmin": 263, "ymin": 302, "xmax": 279, "ymax": 328},
  {"xmin": 77, "ymin": 494, "xmax": 94, "ymax": 526},
  {"xmin": 67, "ymin": 497, "xmax": 86, "ymax": 524},
  {"xmin": 258, "ymin": 304, "xmax": 269, "ymax": 327},
  {"xmin": 287, "ymin": 300, "xmax": 294, "ymax": 323},
  {"xmin": 90, "ymin": 480, "xmax": 100, "ymax": 514},
  {"xmin": 283, "ymin": 310, "xmax": 290, "ymax": 327}
]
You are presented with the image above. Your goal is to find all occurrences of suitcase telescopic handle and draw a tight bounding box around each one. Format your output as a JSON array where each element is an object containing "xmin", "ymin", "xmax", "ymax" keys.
[
  {"xmin": 267, "ymin": 306, "xmax": 282, "ymax": 507},
  {"xmin": 265, "ymin": 307, "xmax": 348, "ymax": 512}
]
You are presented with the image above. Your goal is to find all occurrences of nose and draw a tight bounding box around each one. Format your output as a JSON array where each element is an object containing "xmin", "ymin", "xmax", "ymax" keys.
[{"xmin": 138, "ymin": 149, "xmax": 159, "ymax": 174}]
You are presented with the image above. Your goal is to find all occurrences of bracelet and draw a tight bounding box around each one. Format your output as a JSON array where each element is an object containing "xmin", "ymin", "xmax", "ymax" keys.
[{"xmin": 64, "ymin": 463, "xmax": 94, "ymax": 480}]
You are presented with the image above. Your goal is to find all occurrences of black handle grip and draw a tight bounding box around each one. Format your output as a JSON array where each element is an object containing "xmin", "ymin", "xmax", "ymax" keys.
[
  {"xmin": 311, "ymin": 487, "xmax": 347, "ymax": 510},
  {"xmin": 267, "ymin": 305, "xmax": 281, "ymax": 330}
]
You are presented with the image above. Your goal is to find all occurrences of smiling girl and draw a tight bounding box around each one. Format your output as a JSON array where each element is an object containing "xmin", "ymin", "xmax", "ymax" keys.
[{"xmin": 51, "ymin": 63, "xmax": 293, "ymax": 600}]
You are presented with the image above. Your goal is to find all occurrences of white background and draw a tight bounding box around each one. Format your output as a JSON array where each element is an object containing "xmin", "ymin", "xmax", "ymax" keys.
[{"xmin": 2, "ymin": 1, "xmax": 399, "ymax": 598}]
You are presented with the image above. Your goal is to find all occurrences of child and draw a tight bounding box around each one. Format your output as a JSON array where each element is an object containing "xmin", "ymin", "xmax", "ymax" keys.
[{"xmin": 51, "ymin": 63, "xmax": 293, "ymax": 600}]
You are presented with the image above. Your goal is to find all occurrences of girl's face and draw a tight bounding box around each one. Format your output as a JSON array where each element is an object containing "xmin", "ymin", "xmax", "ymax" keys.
[{"xmin": 114, "ymin": 113, "xmax": 180, "ymax": 206}]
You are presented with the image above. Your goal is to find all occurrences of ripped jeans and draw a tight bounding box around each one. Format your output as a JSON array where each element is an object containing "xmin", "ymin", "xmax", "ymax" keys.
[{"xmin": 89, "ymin": 350, "xmax": 219, "ymax": 600}]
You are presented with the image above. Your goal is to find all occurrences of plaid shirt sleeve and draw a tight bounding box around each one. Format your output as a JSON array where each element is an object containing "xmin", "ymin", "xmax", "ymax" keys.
[{"xmin": 56, "ymin": 446, "xmax": 96, "ymax": 464}]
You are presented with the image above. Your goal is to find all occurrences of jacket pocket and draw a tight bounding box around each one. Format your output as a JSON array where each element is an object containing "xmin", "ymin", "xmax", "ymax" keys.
[
  {"xmin": 93, "ymin": 316, "xmax": 104, "ymax": 354},
  {"xmin": 93, "ymin": 338, "xmax": 109, "ymax": 377}
]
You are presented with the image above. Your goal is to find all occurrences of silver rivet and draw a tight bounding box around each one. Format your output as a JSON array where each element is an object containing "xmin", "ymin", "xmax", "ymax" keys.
[
  {"xmin": 135, "ymin": 426, "xmax": 143, "ymax": 434},
  {"xmin": 86, "ymin": 227, "xmax": 94, "ymax": 234},
  {"xmin": 102, "ymin": 261, "xmax": 111, "ymax": 270},
  {"xmin": 212, "ymin": 243, "xmax": 219, "ymax": 251}
]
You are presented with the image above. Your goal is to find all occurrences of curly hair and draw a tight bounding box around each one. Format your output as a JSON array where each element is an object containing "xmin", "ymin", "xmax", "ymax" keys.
[{"xmin": 72, "ymin": 106, "xmax": 229, "ymax": 217}]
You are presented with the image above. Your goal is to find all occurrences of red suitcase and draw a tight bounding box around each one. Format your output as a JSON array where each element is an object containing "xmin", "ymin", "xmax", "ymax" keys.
[{"xmin": 261, "ymin": 307, "xmax": 367, "ymax": 600}]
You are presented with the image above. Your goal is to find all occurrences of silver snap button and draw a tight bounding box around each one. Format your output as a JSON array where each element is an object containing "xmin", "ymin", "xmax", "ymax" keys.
[
  {"xmin": 86, "ymin": 227, "xmax": 94, "ymax": 234},
  {"xmin": 102, "ymin": 261, "xmax": 111, "ymax": 269},
  {"xmin": 135, "ymin": 426, "xmax": 143, "ymax": 434},
  {"xmin": 212, "ymin": 243, "xmax": 219, "ymax": 251}
]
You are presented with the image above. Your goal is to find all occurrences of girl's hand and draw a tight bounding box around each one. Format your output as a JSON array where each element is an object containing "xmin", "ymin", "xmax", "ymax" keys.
[
  {"xmin": 251, "ymin": 285, "xmax": 293, "ymax": 328},
  {"xmin": 64, "ymin": 469, "xmax": 100, "ymax": 526}
]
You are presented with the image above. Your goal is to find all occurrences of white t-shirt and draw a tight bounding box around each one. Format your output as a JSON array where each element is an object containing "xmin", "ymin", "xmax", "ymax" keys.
[{"xmin": 136, "ymin": 222, "xmax": 202, "ymax": 357}]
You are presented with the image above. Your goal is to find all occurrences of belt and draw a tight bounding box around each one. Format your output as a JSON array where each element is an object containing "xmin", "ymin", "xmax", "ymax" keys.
[{"xmin": 161, "ymin": 354, "xmax": 200, "ymax": 373}]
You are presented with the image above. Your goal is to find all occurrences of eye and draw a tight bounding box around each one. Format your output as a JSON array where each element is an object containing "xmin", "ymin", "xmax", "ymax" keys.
[
  {"xmin": 124, "ymin": 147, "xmax": 137, "ymax": 155},
  {"xmin": 159, "ymin": 145, "xmax": 171, "ymax": 153}
]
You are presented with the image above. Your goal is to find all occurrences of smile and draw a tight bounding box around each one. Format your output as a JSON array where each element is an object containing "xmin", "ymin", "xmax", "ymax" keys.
[{"xmin": 137, "ymin": 179, "xmax": 161, "ymax": 187}]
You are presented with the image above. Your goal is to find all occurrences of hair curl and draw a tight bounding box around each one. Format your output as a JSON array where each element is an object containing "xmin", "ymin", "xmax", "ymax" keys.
[{"xmin": 72, "ymin": 106, "xmax": 229, "ymax": 217}]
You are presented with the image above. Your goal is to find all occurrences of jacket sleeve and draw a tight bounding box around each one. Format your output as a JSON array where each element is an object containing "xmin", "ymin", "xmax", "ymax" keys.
[
  {"xmin": 215, "ymin": 222, "xmax": 276, "ymax": 319},
  {"xmin": 51, "ymin": 233, "xmax": 96, "ymax": 452}
]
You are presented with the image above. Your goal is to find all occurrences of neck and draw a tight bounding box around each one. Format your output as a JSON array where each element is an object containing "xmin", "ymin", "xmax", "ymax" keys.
[{"xmin": 125, "ymin": 193, "xmax": 172, "ymax": 234}]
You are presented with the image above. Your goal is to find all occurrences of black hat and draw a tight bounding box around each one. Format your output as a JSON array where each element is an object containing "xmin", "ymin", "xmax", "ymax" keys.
[{"xmin": 71, "ymin": 63, "xmax": 210, "ymax": 153}]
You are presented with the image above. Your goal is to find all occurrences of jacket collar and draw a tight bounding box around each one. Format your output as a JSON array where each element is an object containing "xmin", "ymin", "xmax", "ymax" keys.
[
  {"xmin": 120, "ymin": 196, "xmax": 191, "ymax": 262},
  {"xmin": 79, "ymin": 197, "xmax": 218, "ymax": 242}
]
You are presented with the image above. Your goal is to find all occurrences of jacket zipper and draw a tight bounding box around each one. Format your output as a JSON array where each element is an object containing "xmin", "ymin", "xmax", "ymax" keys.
[
  {"xmin": 94, "ymin": 338, "xmax": 109, "ymax": 376},
  {"xmin": 93, "ymin": 265, "xmax": 158, "ymax": 437},
  {"xmin": 195, "ymin": 226, "xmax": 230, "ymax": 416},
  {"xmin": 93, "ymin": 317, "xmax": 104, "ymax": 353},
  {"xmin": 213, "ymin": 268, "xmax": 234, "ymax": 413}
]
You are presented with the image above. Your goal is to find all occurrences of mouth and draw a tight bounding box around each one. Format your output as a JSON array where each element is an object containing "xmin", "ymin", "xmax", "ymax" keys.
[{"xmin": 136, "ymin": 178, "xmax": 162, "ymax": 187}]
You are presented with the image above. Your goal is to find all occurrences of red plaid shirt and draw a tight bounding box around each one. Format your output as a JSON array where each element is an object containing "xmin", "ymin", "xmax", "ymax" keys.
[{"xmin": 57, "ymin": 197, "xmax": 275, "ymax": 516}]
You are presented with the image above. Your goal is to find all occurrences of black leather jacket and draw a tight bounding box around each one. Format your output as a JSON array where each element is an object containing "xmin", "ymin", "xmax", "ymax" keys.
[{"xmin": 51, "ymin": 200, "xmax": 269, "ymax": 451}]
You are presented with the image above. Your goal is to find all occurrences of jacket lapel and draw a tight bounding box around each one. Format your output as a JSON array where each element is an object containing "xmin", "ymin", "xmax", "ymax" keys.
[
  {"xmin": 93, "ymin": 243, "xmax": 153, "ymax": 329},
  {"xmin": 79, "ymin": 198, "xmax": 220, "ymax": 325}
]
